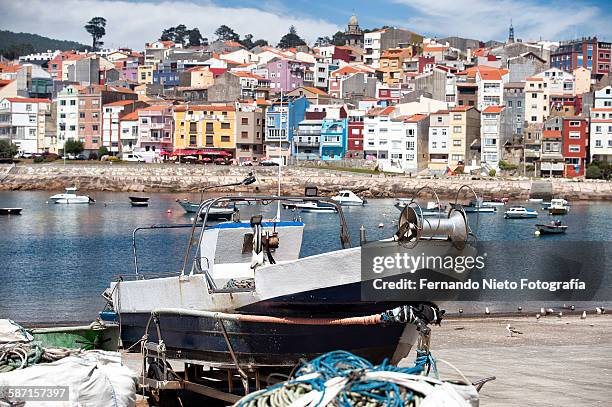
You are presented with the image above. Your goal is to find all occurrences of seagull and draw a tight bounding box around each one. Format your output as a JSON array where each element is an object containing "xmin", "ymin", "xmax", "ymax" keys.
[
  {"xmin": 546, "ymin": 308, "xmax": 554, "ymax": 315},
  {"xmin": 596, "ymin": 307, "xmax": 603, "ymax": 315},
  {"xmin": 485, "ymin": 307, "xmax": 490, "ymax": 315},
  {"xmin": 558, "ymin": 312, "xmax": 563, "ymax": 318},
  {"xmin": 581, "ymin": 311, "xmax": 587, "ymax": 320},
  {"xmin": 570, "ymin": 305, "xmax": 575, "ymax": 311},
  {"xmin": 540, "ymin": 307, "xmax": 546, "ymax": 315},
  {"xmin": 458, "ymin": 308, "xmax": 464, "ymax": 315},
  {"xmin": 536, "ymin": 313, "xmax": 541, "ymax": 321},
  {"xmin": 506, "ymin": 324, "xmax": 523, "ymax": 337}
]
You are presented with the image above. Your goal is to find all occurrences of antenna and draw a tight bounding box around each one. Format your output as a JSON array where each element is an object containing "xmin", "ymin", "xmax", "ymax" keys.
[{"xmin": 275, "ymin": 90, "xmax": 283, "ymax": 221}]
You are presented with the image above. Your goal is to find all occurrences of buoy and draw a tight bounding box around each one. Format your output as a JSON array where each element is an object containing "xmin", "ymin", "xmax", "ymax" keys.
[
  {"xmin": 45, "ymin": 201, "xmax": 49, "ymax": 204},
  {"xmin": 378, "ymin": 223, "xmax": 384, "ymax": 228},
  {"xmin": 167, "ymin": 209, "xmax": 172, "ymax": 213},
  {"xmin": 190, "ymin": 217, "xmax": 195, "ymax": 221},
  {"xmin": 534, "ymin": 230, "xmax": 541, "ymax": 236},
  {"xmin": 518, "ymin": 306, "xmax": 522, "ymax": 312},
  {"xmin": 458, "ymin": 308, "xmax": 463, "ymax": 315}
]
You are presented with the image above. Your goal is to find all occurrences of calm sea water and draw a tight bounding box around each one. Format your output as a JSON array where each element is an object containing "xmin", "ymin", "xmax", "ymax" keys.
[{"xmin": 0, "ymin": 191, "xmax": 610, "ymax": 323}]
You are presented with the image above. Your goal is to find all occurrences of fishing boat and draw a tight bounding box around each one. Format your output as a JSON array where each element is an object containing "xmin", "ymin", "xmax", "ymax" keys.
[
  {"xmin": 332, "ymin": 190, "xmax": 366, "ymax": 206},
  {"xmin": 49, "ymin": 187, "xmax": 95, "ymax": 204},
  {"xmin": 535, "ymin": 220, "xmax": 568, "ymax": 235},
  {"xmin": 26, "ymin": 321, "xmax": 119, "ymax": 351},
  {"xmin": 108, "ymin": 186, "xmax": 479, "ymax": 369},
  {"xmin": 481, "ymin": 198, "xmax": 508, "ymax": 207},
  {"xmin": 283, "ymin": 201, "xmax": 337, "ymax": 213},
  {"xmin": 504, "ymin": 206, "xmax": 538, "ymax": 219},
  {"xmin": 178, "ymin": 199, "xmax": 237, "ymax": 220},
  {"xmin": 129, "ymin": 196, "xmax": 150, "ymax": 207},
  {"xmin": 0, "ymin": 208, "xmax": 22, "ymax": 215},
  {"xmin": 547, "ymin": 198, "xmax": 570, "ymax": 215},
  {"xmin": 462, "ymin": 200, "xmax": 496, "ymax": 213}
]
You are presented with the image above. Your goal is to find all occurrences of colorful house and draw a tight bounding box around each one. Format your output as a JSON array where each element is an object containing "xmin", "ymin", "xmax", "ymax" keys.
[
  {"xmin": 562, "ymin": 117, "xmax": 588, "ymax": 177},
  {"xmin": 319, "ymin": 105, "xmax": 348, "ymax": 161},
  {"xmin": 264, "ymin": 96, "xmax": 309, "ymax": 164},
  {"xmin": 173, "ymin": 104, "xmax": 236, "ymax": 158}
]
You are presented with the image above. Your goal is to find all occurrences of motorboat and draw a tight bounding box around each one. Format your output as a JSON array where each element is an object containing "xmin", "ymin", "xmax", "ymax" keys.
[
  {"xmin": 108, "ymin": 186, "xmax": 479, "ymax": 369},
  {"xmin": 129, "ymin": 196, "xmax": 150, "ymax": 207},
  {"xmin": 0, "ymin": 208, "xmax": 22, "ymax": 215},
  {"xmin": 481, "ymin": 198, "xmax": 508, "ymax": 207},
  {"xmin": 535, "ymin": 220, "xmax": 568, "ymax": 235},
  {"xmin": 177, "ymin": 199, "xmax": 237, "ymax": 221},
  {"xmin": 49, "ymin": 187, "xmax": 95, "ymax": 204},
  {"xmin": 528, "ymin": 198, "xmax": 544, "ymax": 203},
  {"xmin": 548, "ymin": 198, "xmax": 570, "ymax": 215},
  {"xmin": 504, "ymin": 206, "xmax": 538, "ymax": 219},
  {"xmin": 462, "ymin": 200, "xmax": 496, "ymax": 213},
  {"xmin": 332, "ymin": 190, "xmax": 366, "ymax": 206},
  {"xmin": 283, "ymin": 201, "xmax": 337, "ymax": 213}
]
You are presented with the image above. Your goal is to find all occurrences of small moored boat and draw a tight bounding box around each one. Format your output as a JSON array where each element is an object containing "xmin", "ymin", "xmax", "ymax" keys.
[
  {"xmin": 482, "ymin": 198, "xmax": 508, "ymax": 207},
  {"xmin": 129, "ymin": 196, "xmax": 150, "ymax": 207},
  {"xmin": 49, "ymin": 187, "xmax": 95, "ymax": 204},
  {"xmin": 462, "ymin": 200, "xmax": 496, "ymax": 213},
  {"xmin": 0, "ymin": 208, "xmax": 22, "ymax": 215},
  {"xmin": 535, "ymin": 220, "xmax": 568, "ymax": 235},
  {"xmin": 178, "ymin": 199, "xmax": 237, "ymax": 221},
  {"xmin": 504, "ymin": 206, "xmax": 538, "ymax": 219},
  {"xmin": 332, "ymin": 190, "xmax": 366, "ymax": 206},
  {"xmin": 548, "ymin": 198, "xmax": 570, "ymax": 215}
]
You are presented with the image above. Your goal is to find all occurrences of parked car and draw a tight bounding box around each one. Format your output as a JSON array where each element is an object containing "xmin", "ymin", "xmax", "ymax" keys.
[
  {"xmin": 240, "ymin": 160, "xmax": 254, "ymax": 166},
  {"xmin": 123, "ymin": 153, "xmax": 145, "ymax": 162},
  {"xmin": 260, "ymin": 159, "xmax": 279, "ymax": 166},
  {"xmin": 76, "ymin": 154, "xmax": 87, "ymax": 160},
  {"xmin": 62, "ymin": 154, "xmax": 76, "ymax": 160},
  {"xmin": 19, "ymin": 152, "xmax": 34, "ymax": 159}
]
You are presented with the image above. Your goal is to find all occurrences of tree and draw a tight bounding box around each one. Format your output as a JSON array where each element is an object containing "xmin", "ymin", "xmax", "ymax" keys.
[
  {"xmin": 64, "ymin": 139, "xmax": 84, "ymax": 155},
  {"xmin": 84, "ymin": 17, "xmax": 107, "ymax": 51},
  {"xmin": 278, "ymin": 25, "xmax": 306, "ymax": 49},
  {"xmin": 332, "ymin": 31, "xmax": 348, "ymax": 46},
  {"xmin": 239, "ymin": 34, "xmax": 254, "ymax": 49},
  {"xmin": 586, "ymin": 164, "xmax": 602, "ymax": 179},
  {"xmin": 160, "ymin": 27, "xmax": 175, "ymax": 42},
  {"xmin": 188, "ymin": 28, "xmax": 204, "ymax": 47},
  {"xmin": 215, "ymin": 25, "xmax": 240, "ymax": 42},
  {"xmin": 98, "ymin": 146, "xmax": 109, "ymax": 158},
  {"xmin": 314, "ymin": 36, "xmax": 331, "ymax": 47},
  {"xmin": 173, "ymin": 24, "xmax": 188, "ymax": 46},
  {"xmin": 0, "ymin": 140, "xmax": 18, "ymax": 159},
  {"xmin": 252, "ymin": 39, "xmax": 268, "ymax": 48}
]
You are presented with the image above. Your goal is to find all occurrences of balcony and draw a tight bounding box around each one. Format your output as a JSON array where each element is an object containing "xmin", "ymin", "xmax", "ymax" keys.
[
  {"xmin": 296, "ymin": 128, "xmax": 321, "ymax": 136},
  {"xmin": 295, "ymin": 139, "xmax": 320, "ymax": 146}
]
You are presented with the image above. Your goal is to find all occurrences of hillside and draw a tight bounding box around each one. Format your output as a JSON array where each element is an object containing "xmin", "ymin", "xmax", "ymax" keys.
[{"xmin": 0, "ymin": 30, "xmax": 87, "ymax": 59}]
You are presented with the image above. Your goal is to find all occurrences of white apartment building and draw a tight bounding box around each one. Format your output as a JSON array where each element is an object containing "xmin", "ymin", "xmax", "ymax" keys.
[
  {"xmin": 0, "ymin": 97, "xmax": 52, "ymax": 154},
  {"xmin": 428, "ymin": 110, "xmax": 451, "ymax": 171},
  {"xmin": 476, "ymin": 69, "xmax": 505, "ymax": 110},
  {"xmin": 480, "ymin": 106, "xmax": 505, "ymax": 168},
  {"xmin": 56, "ymin": 85, "xmax": 80, "ymax": 151},
  {"xmin": 119, "ymin": 111, "xmax": 139, "ymax": 153},
  {"xmin": 590, "ymin": 86, "xmax": 612, "ymax": 162},
  {"xmin": 363, "ymin": 31, "xmax": 383, "ymax": 68},
  {"xmin": 363, "ymin": 106, "xmax": 395, "ymax": 159}
]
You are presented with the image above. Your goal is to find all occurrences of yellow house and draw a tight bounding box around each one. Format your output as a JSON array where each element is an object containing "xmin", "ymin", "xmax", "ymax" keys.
[
  {"xmin": 138, "ymin": 65, "xmax": 155, "ymax": 85},
  {"xmin": 187, "ymin": 67, "xmax": 215, "ymax": 88},
  {"xmin": 379, "ymin": 48, "xmax": 413, "ymax": 86},
  {"xmin": 173, "ymin": 105, "xmax": 236, "ymax": 153}
]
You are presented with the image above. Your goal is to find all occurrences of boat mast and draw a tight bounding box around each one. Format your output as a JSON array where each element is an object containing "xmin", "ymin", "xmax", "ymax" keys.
[{"xmin": 275, "ymin": 90, "xmax": 284, "ymax": 221}]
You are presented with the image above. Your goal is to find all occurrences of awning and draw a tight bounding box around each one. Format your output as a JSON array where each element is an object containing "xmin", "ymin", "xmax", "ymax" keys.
[
  {"xmin": 172, "ymin": 149, "xmax": 232, "ymax": 157},
  {"xmin": 159, "ymin": 150, "xmax": 172, "ymax": 156}
]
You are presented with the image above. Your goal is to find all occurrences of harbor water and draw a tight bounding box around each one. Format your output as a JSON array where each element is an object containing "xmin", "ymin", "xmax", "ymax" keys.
[{"xmin": 1, "ymin": 190, "xmax": 611, "ymax": 323}]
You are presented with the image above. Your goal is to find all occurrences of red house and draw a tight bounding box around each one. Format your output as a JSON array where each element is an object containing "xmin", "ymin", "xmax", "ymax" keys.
[
  {"xmin": 562, "ymin": 117, "xmax": 589, "ymax": 177},
  {"xmin": 346, "ymin": 110, "xmax": 364, "ymax": 158}
]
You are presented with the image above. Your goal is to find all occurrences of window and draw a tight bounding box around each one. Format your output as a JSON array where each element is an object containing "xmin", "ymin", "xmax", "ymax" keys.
[
  {"xmin": 432, "ymin": 141, "xmax": 437, "ymax": 148},
  {"xmin": 453, "ymin": 114, "xmax": 461, "ymax": 120},
  {"xmin": 437, "ymin": 117, "xmax": 442, "ymax": 123},
  {"xmin": 241, "ymin": 131, "xmax": 248, "ymax": 139},
  {"xmin": 79, "ymin": 100, "xmax": 85, "ymax": 106},
  {"xmin": 221, "ymin": 122, "xmax": 230, "ymax": 129},
  {"xmin": 206, "ymin": 135, "xmax": 213, "ymax": 145},
  {"xmin": 70, "ymin": 100, "xmax": 76, "ymax": 106},
  {"xmin": 569, "ymin": 121, "xmax": 580, "ymax": 127},
  {"xmin": 596, "ymin": 126, "xmax": 602, "ymax": 133},
  {"xmin": 508, "ymin": 100, "xmax": 513, "ymax": 107},
  {"xmin": 60, "ymin": 100, "xmax": 66, "ymax": 106},
  {"xmin": 92, "ymin": 125, "xmax": 98, "ymax": 131},
  {"xmin": 189, "ymin": 135, "xmax": 196, "ymax": 145},
  {"xmin": 453, "ymin": 126, "xmax": 461, "ymax": 133},
  {"xmin": 25, "ymin": 104, "xmax": 32, "ymax": 111},
  {"xmin": 531, "ymin": 93, "xmax": 537, "ymax": 99},
  {"xmin": 221, "ymin": 136, "xmax": 230, "ymax": 142},
  {"xmin": 568, "ymin": 145, "xmax": 580, "ymax": 153},
  {"xmin": 569, "ymin": 131, "xmax": 580, "ymax": 139},
  {"xmin": 92, "ymin": 112, "xmax": 98, "ymax": 118},
  {"xmin": 28, "ymin": 115, "xmax": 36, "ymax": 124},
  {"xmin": 531, "ymin": 116, "xmax": 537, "ymax": 122},
  {"xmin": 453, "ymin": 139, "xmax": 461, "ymax": 146},
  {"xmin": 206, "ymin": 122, "xmax": 214, "ymax": 132},
  {"xmin": 92, "ymin": 139, "xmax": 98, "ymax": 144},
  {"xmin": 595, "ymin": 140, "xmax": 602, "ymax": 147},
  {"xmin": 241, "ymin": 117, "xmax": 248, "ymax": 125},
  {"xmin": 79, "ymin": 125, "xmax": 85, "ymax": 131},
  {"xmin": 451, "ymin": 154, "xmax": 463, "ymax": 161},
  {"xmin": 406, "ymin": 141, "xmax": 415, "ymax": 150},
  {"xmin": 517, "ymin": 101, "xmax": 522, "ymax": 107},
  {"xmin": 79, "ymin": 112, "xmax": 85, "ymax": 119}
]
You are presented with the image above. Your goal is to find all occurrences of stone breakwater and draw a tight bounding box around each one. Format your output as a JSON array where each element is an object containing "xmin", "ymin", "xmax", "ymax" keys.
[{"xmin": 1, "ymin": 164, "xmax": 612, "ymax": 200}]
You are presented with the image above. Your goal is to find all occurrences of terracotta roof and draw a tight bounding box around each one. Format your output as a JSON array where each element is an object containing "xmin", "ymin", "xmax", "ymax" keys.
[
  {"xmin": 479, "ymin": 70, "xmax": 502, "ymax": 81},
  {"xmin": 423, "ymin": 45, "xmax": 448, "ymax": 52},
  {"xmin": 0, "ymin": 79, "xmax": 13, "ymax": 87},
  {"xmin": 450, "ymin": 106, "xmax": 473, "ymax": 112},
  {"xmin": 209, "ymin": 68, "xmax": 228, "ymax": 77},
  {"xmin": 104, "ymin": 100, "xmax": 138, "ymax": 107},
  {"xmin": 223, "ymin": 41, "xmax": 243, "ymax": 47},
  {"xmin": 398, "ymin": 113, "xmax": 428, "ymax": 122},
  {"xmin": 591, "ymin": 108, "xmax": 612, "ymax": 112},
  {"xmin": 140, "ymin": 104, "xmax": 172, "ymax": 112},
  {"xmin": 4, "ymin": 97, "xmax": 50, "ymax": 103},
  {"xmin": 173, "ymin": 105, "xmax": 235, "ymax": 112},
  {"xmin": 366, "ymin": 106, "xmax": 395, "ymax": 116},
  {"xmin": 543, "ymin": 130, "xmax": 562, "ymax": 139},
  {"xmin": 527, "ymin": 77, "xmax": 544, "ymax": 81},
  {"xmin": 0, "ymin": 65, "xmax": 22, "ymax": 73},
  {"xmin": 381, "ymin": 48, "xmax": 412, "ymax": 58},
  {"xmin": 120, "ymin": 111, "xmax": 139, "ymax": 121},
  {"xmin": 232, "ymin": 71, "xmax": 266, "ymax": 80},
  {"xmin": 483, "ymin": 105, "xmax": 504, "ymax": 113},
  {"xmin": 300, "ymin": 86, "xmax": 329, "ymax": 96}
]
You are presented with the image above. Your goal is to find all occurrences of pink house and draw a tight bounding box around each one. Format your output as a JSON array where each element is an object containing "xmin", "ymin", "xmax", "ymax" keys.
[
  {"xmin": 266, "ymin": 58, "xmax": 307, "ymax": 94},
  {"xmin": 137, "ymin": 105, "xmax": 174, "ymax": 153}
]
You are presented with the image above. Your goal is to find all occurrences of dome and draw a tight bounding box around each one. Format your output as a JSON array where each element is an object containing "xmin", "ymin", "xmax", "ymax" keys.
[{"xmin": 348, "ymin": 14, "xmax": 359, "ymax": 26}]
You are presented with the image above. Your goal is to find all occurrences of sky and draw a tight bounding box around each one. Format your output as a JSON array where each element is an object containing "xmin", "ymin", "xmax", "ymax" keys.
[{"xmin": 0, "ymin": 0, "xmax": 611, "ymax": 50}]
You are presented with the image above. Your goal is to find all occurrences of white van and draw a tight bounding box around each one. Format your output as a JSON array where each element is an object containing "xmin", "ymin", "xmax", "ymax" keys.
[{"xmin": 123, "ymin": 153, "xmax": 145, "ymax": 162}]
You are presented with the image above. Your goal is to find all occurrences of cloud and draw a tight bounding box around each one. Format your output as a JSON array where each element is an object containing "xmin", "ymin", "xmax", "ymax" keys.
[
  {"xmin": 391, "ymin": 0, "xmax": 610, "ymax": 41},
  {"xmin": 0, "ymin": 0, "xmax": 341, "ymax": 49}
]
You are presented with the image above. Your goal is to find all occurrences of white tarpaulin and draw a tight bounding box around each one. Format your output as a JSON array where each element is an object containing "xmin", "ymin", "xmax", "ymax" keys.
[
  {"xmin": 0, "ymin": 350, "xmax": 137, "ymax": 407},
  {"xmin": 0, "ymin": 319, "xmax": 33, "ymax": 344}
]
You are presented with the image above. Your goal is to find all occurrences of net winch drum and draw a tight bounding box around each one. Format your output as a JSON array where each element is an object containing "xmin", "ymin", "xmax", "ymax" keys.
[{"xmin": 396, "ymin": 204, "xmax": 469, "ymax": 250}]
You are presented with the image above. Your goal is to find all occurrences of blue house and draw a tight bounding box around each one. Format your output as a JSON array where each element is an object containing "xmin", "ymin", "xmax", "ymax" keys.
[
  {"xmin": 153, "ymin": 60, "xmax": 184, "ymax": 87},
  {"xmin": 264, "ymin": 96, "xmax": 309, "ymax": 164},
  {"xmin": 319, "ymin": 105, "xmax": 348, "ymax": 160}
]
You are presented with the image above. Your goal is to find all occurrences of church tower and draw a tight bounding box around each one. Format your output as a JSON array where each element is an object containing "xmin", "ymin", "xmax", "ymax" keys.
[
  {"xmin": 345, "ymin": 13, "xmax": 363, "ymax": 48},
  {"xmin": 508, "ymin": 19, "xmax": 515, "ymax": 44}
]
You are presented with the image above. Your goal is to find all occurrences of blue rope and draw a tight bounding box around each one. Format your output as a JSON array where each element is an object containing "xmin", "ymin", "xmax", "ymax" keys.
[{"xmin": 237, "ymin": 349, "xmax": 437, "ymax": 406}]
